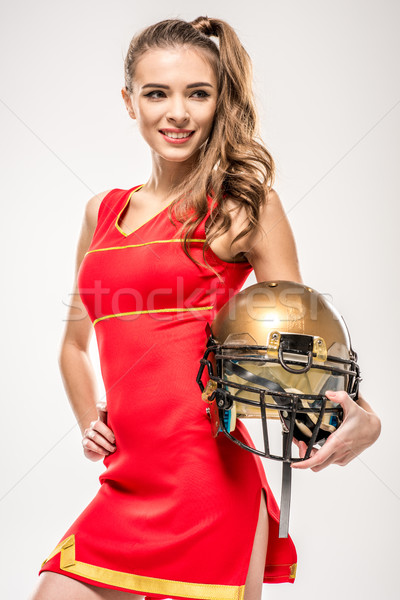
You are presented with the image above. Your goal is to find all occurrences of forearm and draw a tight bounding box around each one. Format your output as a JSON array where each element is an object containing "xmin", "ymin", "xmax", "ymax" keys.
[{"xmin": 58, "ymin": 342, "xmax": 99, "ymax": 436}]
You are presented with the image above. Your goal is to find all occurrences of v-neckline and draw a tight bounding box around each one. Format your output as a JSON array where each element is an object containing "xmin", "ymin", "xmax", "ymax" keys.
[
  {"xmin": 114, "ymin": 186, "xmax": 250, "ymax": 264},
  {"xmin": 115, "ymin": 184, "xmax": 175, "ymax": 237}
]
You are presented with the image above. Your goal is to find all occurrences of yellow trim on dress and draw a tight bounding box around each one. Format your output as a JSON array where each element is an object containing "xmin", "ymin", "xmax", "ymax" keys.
[
  {"xmin": 41, "ymin": 534, "xmax": 246, "ymax": 600},
  {"xmin": 93, "ymin": 305, "xmax": 215, "ymax": 327},
  {"xmin": 114, "ymin": 185, "xmax": 145, "ymax": 236},
  {"xmin": 115, "ymin": 184, "xmax": 179, "ymax": 237},
  {"xmin": 85, "ymin": 238, "xmax": 206, "ymax": 256}
]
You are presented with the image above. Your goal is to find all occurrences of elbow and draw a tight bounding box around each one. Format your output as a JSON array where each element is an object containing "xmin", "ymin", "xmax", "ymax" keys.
[{"xmin": 57, "ymin": 340, "xmax": 88, "ymax": 368}]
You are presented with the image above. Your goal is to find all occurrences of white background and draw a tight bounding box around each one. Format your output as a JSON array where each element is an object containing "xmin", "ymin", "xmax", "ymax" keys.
[{"xmin": 1, "ymin": 1, "xmax": 398, "ymax": 598}]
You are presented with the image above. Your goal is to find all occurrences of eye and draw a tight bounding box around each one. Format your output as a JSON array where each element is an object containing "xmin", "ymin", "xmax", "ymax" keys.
[
  {"xmin": 144, "ymin": 90, "xmax": 166, "ymax": 99},
  {"xmin": 192, "ymin": 90, "xmax": 210, "ymax": 98},
  {"xmin": 144, "ymin": 90, "xmax": 210, "ymax": 100}
]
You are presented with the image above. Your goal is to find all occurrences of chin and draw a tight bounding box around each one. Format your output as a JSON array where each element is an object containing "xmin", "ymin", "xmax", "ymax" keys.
[{"xmin": 157, "ymin": 148, "xmax": 201, "ymax": 164}]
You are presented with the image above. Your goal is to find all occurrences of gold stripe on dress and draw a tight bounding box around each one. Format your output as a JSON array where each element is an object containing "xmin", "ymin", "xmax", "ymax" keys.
[
  {"xmin": 85, "ymin": 238, "xmax": 206, "ymax": 256},
  {"xmin": 41, "ymin": 534, "xmax": 247, "ymax": 600},
  {"xmin": 93, "ymin": 305, "xmax": 215, "ymax": 327},
  {"xmin": 114, "ymin": 185, "xmax": 146, "ymax": 237}
]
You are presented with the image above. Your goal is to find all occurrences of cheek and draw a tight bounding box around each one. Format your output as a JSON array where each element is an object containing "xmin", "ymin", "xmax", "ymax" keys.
[
  {"xmin": 136, "ymin": 102, "xmax": 163, "ymax": 124},
  {"xmin": 202, "ymin": 114, "xmax": 216, "ymax": 136},
  {"xmin": 197, "ymin": 105, "xmax": 216, "ymax": 128}
]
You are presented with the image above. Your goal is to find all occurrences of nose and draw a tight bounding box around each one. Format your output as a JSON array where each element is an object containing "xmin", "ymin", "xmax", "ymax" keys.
[{"xmin": 165, "ymin": 95, "xmax": 189, "ymax": 124}]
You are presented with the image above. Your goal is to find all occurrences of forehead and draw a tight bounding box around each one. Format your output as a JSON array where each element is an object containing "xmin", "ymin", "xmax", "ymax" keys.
[{"xmin": 134, "ymin": 47, "xmax": 217, "ymax": 87}]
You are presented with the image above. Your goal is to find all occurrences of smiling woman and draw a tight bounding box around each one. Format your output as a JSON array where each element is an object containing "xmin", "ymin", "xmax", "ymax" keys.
[{"xmin": 30, "ymin": 14, "xmax": 380, "ymax": 600}]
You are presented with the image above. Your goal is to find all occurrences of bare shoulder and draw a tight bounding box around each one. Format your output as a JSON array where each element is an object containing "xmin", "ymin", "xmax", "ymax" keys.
[
  {"xmin": 224, "ymin": 187, "xmax": 303, "ymax": 282},
  {"xmin": 76, "ymin": 190, "xmax": 113, "ymax": 264},
  {"xmin": 245, "ymin": 187, "xmax": 290, "ymax": 249},
  {"xmin": 84, "ymin": 189, "xmax": 113, "ymax": 232},
  {"xmin": 220, "ymin": 187, "xmax": 283, "ymax": 252}
]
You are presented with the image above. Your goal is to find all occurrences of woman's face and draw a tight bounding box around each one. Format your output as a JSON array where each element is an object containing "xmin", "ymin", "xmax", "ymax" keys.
[{"xmin": 123, "ymin": 47, "xmax": 218, "ymax": 163}]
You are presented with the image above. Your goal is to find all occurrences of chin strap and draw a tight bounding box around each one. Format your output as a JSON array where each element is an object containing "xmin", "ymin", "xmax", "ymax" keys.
[{"xmin": 279, "ymin": 454, "xmax": 292, "ymax": 538}]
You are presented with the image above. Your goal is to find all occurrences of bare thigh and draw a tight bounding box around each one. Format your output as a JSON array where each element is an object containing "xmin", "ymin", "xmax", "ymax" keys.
[
  {"xmin": 29, "ymin": 571, "xmax": 144, "ymax": 600},
  {"xmin": 243, "ymin": 489, "xmax": 269, "ymax": 600}
]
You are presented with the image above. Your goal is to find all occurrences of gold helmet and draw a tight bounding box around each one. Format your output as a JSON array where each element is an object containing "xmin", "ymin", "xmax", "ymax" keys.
[{"xmin": 196, "ymin": 280, "xmax": 361, "ymax": 536}]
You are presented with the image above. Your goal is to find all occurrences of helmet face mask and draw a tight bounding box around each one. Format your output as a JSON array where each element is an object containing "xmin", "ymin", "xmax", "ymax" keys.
[{"xmin": 225, "ymin": 351, "xmax": 352, "ymax": 444}]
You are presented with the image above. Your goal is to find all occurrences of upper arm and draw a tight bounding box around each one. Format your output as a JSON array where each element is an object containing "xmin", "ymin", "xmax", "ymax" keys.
[
  {"xmin": 59, "ymin": 190, "xmax": 112, "ymax": 354},
  {"xmin": 231, "ymin": 188, "xmax": 303, "ymax": 284}
]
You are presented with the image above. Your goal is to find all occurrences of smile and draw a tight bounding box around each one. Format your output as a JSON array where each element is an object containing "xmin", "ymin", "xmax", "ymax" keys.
[{"xmin": 159, "ymin": 130, "xmax": 195, "ymax": 144}]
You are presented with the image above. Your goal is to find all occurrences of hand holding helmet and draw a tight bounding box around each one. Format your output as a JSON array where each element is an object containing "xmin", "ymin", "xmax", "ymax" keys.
[{"xmin": 292, "ymin": 388, "xmax": 380, "ymax": 471}]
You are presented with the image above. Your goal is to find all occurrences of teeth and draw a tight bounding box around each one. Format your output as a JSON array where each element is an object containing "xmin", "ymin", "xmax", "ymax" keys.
[{"xmin": 162, "ymin": 131, "xmax": 193, "ymax": 139}]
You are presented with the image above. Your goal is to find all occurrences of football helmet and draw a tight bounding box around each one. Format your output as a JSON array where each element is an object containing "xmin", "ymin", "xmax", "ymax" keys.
[{"xmin": 196, "ymin": 280, "xmax": 361, "ymax": 536}]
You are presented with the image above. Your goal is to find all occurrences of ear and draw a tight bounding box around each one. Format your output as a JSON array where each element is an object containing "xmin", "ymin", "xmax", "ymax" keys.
[{"xmin": 121, "ymin": 88, "xmax": 136, "ymax": 119}]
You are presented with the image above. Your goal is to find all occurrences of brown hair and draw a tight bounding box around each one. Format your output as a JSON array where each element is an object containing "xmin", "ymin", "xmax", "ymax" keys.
[{"xmin": 123, "ymin": 16, "xmax": 275, "ymax": 281}]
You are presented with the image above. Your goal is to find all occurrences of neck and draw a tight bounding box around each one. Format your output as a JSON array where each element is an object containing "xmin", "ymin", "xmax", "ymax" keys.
[{"xmin": 143, "ymin": 150, "xmax": 200, "ymax": 198}]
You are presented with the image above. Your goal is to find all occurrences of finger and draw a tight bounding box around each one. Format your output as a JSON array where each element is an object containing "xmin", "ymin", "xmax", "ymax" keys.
[
  {"xmin": 291, "ymin": 436, "xmax": 338, "ymax": 470},
  {"xmin": 308, "ymin": 446, "xmax": 357, "ymax": 471},
  {"xmin": 91, "ymin": 420, "xmax": 116, "ymax": 444},
  {"xmin": 82, "ymin": 436, "xmax": 110, "ymax": 456},
  {"xmin": 294, "ymin": 440, "xmax": 319, "ymax": 460},
  {"xmin": 96, "ymin": 401, "xmax": 108, "ymax": 424},
  {"xmin": 84, "ymin": 429, "xmax": 116, "ymax": 453},
  {"xmin": 308, "ymin": 452, "xmax": 340, "ymax": 472},
  {"xmin": 297, "ymin": 441, "xmax": 307, "ymax": 458},
  {"xmin": 325, "ymin": 390, "xmax": 353, "ymax": 414},
  {"xmin": 291, "ymin": 450, "xmax": 337, "ymax": 471}
]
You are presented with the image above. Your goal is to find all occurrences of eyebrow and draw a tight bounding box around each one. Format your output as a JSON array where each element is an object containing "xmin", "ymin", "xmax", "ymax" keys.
[{"xmin": 141, "ymin": 82, "xmax": 213, "ymax": 90}]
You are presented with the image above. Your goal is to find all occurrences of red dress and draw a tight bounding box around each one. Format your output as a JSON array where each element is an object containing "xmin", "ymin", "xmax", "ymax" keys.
[{"xmin": 39, "ymin": 184, "xmax": 297, "ymax": 599}]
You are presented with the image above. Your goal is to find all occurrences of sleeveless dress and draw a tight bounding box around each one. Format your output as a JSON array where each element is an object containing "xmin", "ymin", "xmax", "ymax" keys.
[{"xmin": 39, "ymin": 184, "xmax": 297, "ymax": 600}]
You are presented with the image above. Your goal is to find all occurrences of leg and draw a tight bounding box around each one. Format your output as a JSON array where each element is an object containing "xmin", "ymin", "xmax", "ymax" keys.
[
  {"xmin": 29, "ymin": 571, "xmax": 144, "ymax": 600},
  {"xmin": 243, "ymin": 489, "xmax": 269, "ymax": 600}
]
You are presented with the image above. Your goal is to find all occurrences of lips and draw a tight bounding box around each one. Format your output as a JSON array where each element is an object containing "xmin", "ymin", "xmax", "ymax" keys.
[
  {"xmin": 159, "ymin": 129, "xmax": 194, "ymax": 134},
  {"xmin": 159, "ymin": 130, "xmax": 196, "ymax": 144},
  {"xmin": 159, "ymin": 130, "xmax": 195, "ymax": 137}
]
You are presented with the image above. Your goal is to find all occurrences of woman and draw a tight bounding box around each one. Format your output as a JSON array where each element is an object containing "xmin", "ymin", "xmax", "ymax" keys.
[{"xmin": 31, "ymin": 16, "xmax": 381, "ymax": 600}]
